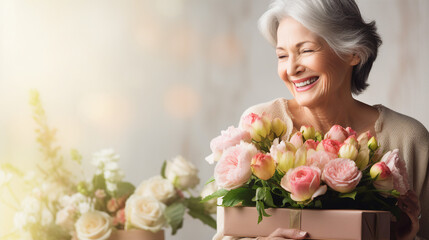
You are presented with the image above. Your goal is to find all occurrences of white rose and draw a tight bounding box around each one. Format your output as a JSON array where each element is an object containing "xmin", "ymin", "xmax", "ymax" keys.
[
  {"xmin": 75, "ymin": 211, "xmax": 112, "ymax": 240},
  {"xmin": 165, "ymin": 156, "xmax": 200, "ymax": 190},
  {"xmin": 21, "ymin": 196, "xmax": 41, "ymax": 214},
  {"xmin": 41, "ymin": 209, "xmax": 53, "ymax": 226},
  {"xmin": 125, "ymin": 195, "xmax": 166, "ymax": 232},
  {"xmin": 200, "ymin": 181, "xmax": 218, "ymax": 214},
  {"xmin": 56, "ymin": 206, "xmax": 76, "ymax": 231},
  {"xmin": 79, "ymin": 202, "xmax": 91, "ymax": 214},
  {"xmin": 135, "ymin": 176, "xmax": 176, "ymax": 203},
  {"xmin": 14, "ymin": 212, "xmax": 28, "ymax": 230}
]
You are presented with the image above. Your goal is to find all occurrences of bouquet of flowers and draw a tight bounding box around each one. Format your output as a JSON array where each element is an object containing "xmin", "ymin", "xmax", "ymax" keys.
[
  {"xmin": 0, "ymin": 91, "xmax": 216, "ymax": 240},
  {"xmin": 203, "ymin": 112, "xmax": 409, "ymax": 223}
]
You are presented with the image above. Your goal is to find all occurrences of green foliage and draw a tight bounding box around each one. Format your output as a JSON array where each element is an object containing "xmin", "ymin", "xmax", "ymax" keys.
[
  {"xmin": 201, "ymin": 188, "xmax": 228, "ymax": 203},
  {"xmin": 185, "ymin": 197, "xmax": 216, "ymax": 229},
  {"xmin": 160, "ymin": 160, "xmax": 167, "ymax": 178},
  {"xmin": 115, "ymin": 181, "xmax": 135, "ymax": 198},
  {"xmin": 164, "ymin": 202, "xmax": 186, "ymax": 235}
]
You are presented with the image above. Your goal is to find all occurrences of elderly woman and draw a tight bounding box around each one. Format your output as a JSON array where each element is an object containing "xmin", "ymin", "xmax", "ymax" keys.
[{"xmin": 214, "ymin": 0, "xmax": 429, "ymax": 239}]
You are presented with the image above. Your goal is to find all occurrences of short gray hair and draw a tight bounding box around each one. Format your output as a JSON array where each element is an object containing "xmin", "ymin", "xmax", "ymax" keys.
[{"xmin": 259, "ymin": 0, "xmax": 382, "ymax": 95}]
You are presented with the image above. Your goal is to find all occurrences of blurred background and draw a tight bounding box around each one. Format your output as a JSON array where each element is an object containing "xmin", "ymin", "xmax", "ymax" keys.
[{"xmin": 1, "ymin": 0, "xmax": 428, "ymax": 239}]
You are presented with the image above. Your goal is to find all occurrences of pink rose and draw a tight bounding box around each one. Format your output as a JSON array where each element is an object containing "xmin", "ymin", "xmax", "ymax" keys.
[
  {"xmin": 290, "ymin": 132, "xmax": 304, "ymax": 149},
  {"xmin": 370, "ymin": 162, "xmax": 394, "ymax": 195},
  {"xmin": 380, "ymin": 149, "xmax": 409, "ymax": 194},
  {"xmin": 316, "ymin": 139, "xmax": 341, "ymax": 155},
  {"xmin": 324, "ymin": 125, "xmax": 349, "ymax": 143},
  {"xmin": 304, "ymin": 139, "xmax": 318, "ymax": 150},
  {"xmin": 251, "ymin": 153, "xmax": 276, "ymax": 180},
  {"xmin": 322, "ymin": 158, "xmax": 362, "ymax": 193},
  {"xmin": 306, "ymin": 150, "xmax": 337, "ymax": 170},
  {"xmin": 205, "ymin": 126, "xmax": 251, "ymax": 164},
  {"xmin": 281, "ymin": 166, "xmax": 327, "ymax": 202},
  {"xmin": 240, "ymin": 113, "xmax": 271, "ymax": 142},
  {"xmin": 214, "ymin": 142, "xmax": 258, "ymax": 190},
  {"xmin": 113, "ymin": 208, "xmax": 126, "ymax": 226},
  {"xmin": 345, "ymin": 127, "xmax": 357, "ymax": 138}
]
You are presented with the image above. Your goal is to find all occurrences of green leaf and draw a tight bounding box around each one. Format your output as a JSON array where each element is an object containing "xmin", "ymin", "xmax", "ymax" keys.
[
  {"xmin": 70, "ymin": 149, "xmax": 82, "ymax": 165},
  {"xmin": 256, "ymin": 200, "xmax": 271, "ymax": 223},
  {"xmin": 339, "ymin": 191, "xmax": 357, "ymax": 200},
  {"xmin": 115, "ymin": 181, "xmax": 135, "ymax": 198},
  {"xmin": 164, "ymin": 202, "xmax": 186, "ymax": 235},
  {"xmin": 222, "ymin": 188, "xmax": 253, "ymax": 207},
  {"xmin": 201, "ymin": 189, "xmax": 228, "ymax": 203},
  {"xmin": 161, "ymin": 160, "xmax": 167, "ymax": 178},
  {"xmin": 205, "ymin": 176, "xmax": 215, "ymax": 185},
  {"xmin": 187, "ymin": 208, "xmax": 217, "ymax": 229},
  {"xmin": 93, "ymin": 174, "xmax": 107, "ymax": 191}
]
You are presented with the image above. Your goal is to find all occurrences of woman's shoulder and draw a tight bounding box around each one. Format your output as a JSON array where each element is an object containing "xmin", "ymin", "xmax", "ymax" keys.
[{"xmin": 376, "ymin": 105, "xmax": 429, "ymax": 141}]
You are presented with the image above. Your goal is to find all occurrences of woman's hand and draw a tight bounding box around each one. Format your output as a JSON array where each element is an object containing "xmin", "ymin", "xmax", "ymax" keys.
[
  {"xmin": 240, "ymin": 228, "xmax": 308, "ymax": 240},
  {"xmin": 394, "ymin": 190, "xmax": 421, "ymax": 240}
]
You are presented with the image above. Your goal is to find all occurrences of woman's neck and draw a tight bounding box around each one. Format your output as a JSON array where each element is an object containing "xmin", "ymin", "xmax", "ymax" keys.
[{"xmin": 288, "ymin": 97, "xmax": 378, "ymax": 135}]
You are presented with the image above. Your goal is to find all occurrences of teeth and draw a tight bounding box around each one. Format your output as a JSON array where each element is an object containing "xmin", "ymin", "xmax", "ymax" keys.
[{"xmin": 295, "ymin": 77, "xmax": 318, "ymax": 87}]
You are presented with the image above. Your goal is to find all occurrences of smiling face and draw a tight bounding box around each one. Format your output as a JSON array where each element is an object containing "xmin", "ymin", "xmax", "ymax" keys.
[{"xmin": 276, "ymin": 17, "xmax": 359, "ymax": 108}]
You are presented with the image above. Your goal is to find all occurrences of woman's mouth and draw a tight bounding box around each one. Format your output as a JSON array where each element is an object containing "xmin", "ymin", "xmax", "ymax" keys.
[{"xmin": 293, "ymin": 77, "xmax": 319, "ymax": 92}]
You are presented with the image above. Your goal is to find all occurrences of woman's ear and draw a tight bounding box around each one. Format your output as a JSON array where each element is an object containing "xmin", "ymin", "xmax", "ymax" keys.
[{"xmin": 349, "ymin": 53, "xmax": 360, "ymax": 66}]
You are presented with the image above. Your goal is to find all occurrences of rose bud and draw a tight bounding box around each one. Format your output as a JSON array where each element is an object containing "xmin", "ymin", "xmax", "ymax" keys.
[
  {"xmin": 270, "ymin": 139, "xmax": 296, "ymax": 173},
  {"xmin": 294, "ymin": 145, "xmax": 307, "ymax": 167},
  {"xmin": 304, "ymin": 139, "xmax": 318, "ymax": 150},
  {"xmin": 354, "ymin": 148, "xmax": 370, "ymax": 170},
  {"xmin": 338, "ymin": 144, "xmax": 358, "ymax": 161},
  {"xmin": 316, "ymin": 139, "xmax": 341, "ymax": 155},
  {"xmin": 345, "ymin": 127, "xmax": 357, "ymax": 137},
  {"xmin": 315, "ymin": 131, "xmax": 323, "ymax": 142},
  {"xmin": 107, "ymin": 198, "xmax": 120, "ymax": 213},
  {"xmin": 290, "ymin": 132, "xmax": 304, "ymax": 149},
  {"xmin": 368, "ymin": 136, "xmax": 378, "ymax": 151},
  {"xmin": 241, "ymin": 113, "xmax": 271, "ymax": 142},
  {"xmin": 343, "ymin": 135, "xmax": 358, "ymax": 149},
  {"xmin": 300, "ymin": 125, "xmax": 315, "ymax": 140},
  {"xmin": 370, "ymin": 162, "xmax": 392, "ymax": 180},
  {"xmin": 251, "ymin": 153, "xmax": 276, "ymax": 180},
  {"xmin": 272, "ymin": 118, "xmax": 287, "ymax": 138},
  {"xmin": 357, "ymin": 131, "xmax": 371, "ymax": 147},
  {"xmin": 324, "ymin": 125, "xmax": 349, "ymax": 143}
]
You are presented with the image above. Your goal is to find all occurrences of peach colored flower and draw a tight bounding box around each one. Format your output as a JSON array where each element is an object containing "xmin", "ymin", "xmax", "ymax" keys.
[
  {"xmin": 281, "ymin": 166, "xmax": 326, "ymax": 202},
  {"xmin": 205, "ymin": 126, "xmax": 251, "ymax": 164},
  {"xmin": 289, "ymin": 132, "xmax": 304, "ymax": 149},
  {"xmin": 322, "ymin": 158, "xmax": 362, "ymax": 193},
  {"xmin": 300, "ymin": 126, "xmax": 316, "ymax": 140},
  {"xmin": 316, "ymin": 139, "xmax": 341, "ymax": 155},
  {"xmin": 251, "ymin": 153, "xmax": 276, "ymax": 180},
  {"xmin": 306, "ymin": 150, "xmax": 337, "ymax": 170},
  {"xmin": 214, "ymin": 142, "xmax": 258, "ymax": 190},
  {"xmin": 270, "ymin": 139, "xmax": 296, "ymax": 173},
  {"xmin": 304, "ymin": 139, "xmax": 318, "ymax": 150},
  {"xmin": 380, "ymin": 149, "xmax": 409, "ymax": 194},
  {"xmin": 240, "ymin": 112, "xmax": 271, "ymax": 142},
  {"xmin": 324, "ymin": 125, "xmax": 349, "ymax": 143}
]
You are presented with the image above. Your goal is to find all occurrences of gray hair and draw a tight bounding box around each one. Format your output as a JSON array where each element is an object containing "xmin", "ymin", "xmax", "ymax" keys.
[{"xmin": 259, "ymin": 0, "xmax": 382, "ymax": 95}]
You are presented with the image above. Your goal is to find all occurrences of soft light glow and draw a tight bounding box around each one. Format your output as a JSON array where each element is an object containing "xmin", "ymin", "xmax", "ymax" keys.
[{"xmin": 163, "ymin": 84, "xmax": 200, "ymax": 119}]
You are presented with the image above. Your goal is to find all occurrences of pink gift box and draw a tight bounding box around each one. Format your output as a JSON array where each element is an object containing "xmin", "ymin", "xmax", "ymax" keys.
[{"xmin": 223, "ymin": 207, "xmax": 390, "ymax": 240}]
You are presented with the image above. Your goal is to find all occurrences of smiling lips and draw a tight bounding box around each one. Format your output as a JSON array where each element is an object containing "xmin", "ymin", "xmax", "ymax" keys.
[{"xmin": 292, "ymin": 77, "xmax": 319, "ymax": 92}]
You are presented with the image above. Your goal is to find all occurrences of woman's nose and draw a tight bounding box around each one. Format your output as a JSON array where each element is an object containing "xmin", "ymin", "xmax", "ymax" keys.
[{"xmin": 286, "ymin": 56, "xmax": 304, "ymax": 76}]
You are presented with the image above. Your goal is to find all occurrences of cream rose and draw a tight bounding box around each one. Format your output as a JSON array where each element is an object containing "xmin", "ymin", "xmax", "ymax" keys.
[
  {"xmin": 165, "ymin": 156, "xmax": 200, "ymax": 190},
  {"xmin": 75, "ymin": 211, "xmax": 112, "ymax": 240},
  {"xmin": 125, "ymin": 195, "xmax": 166, "ymax": 232},
  {"xmin": 134, "ymin": 176, "xmax": 176, "ymax": 203}
]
